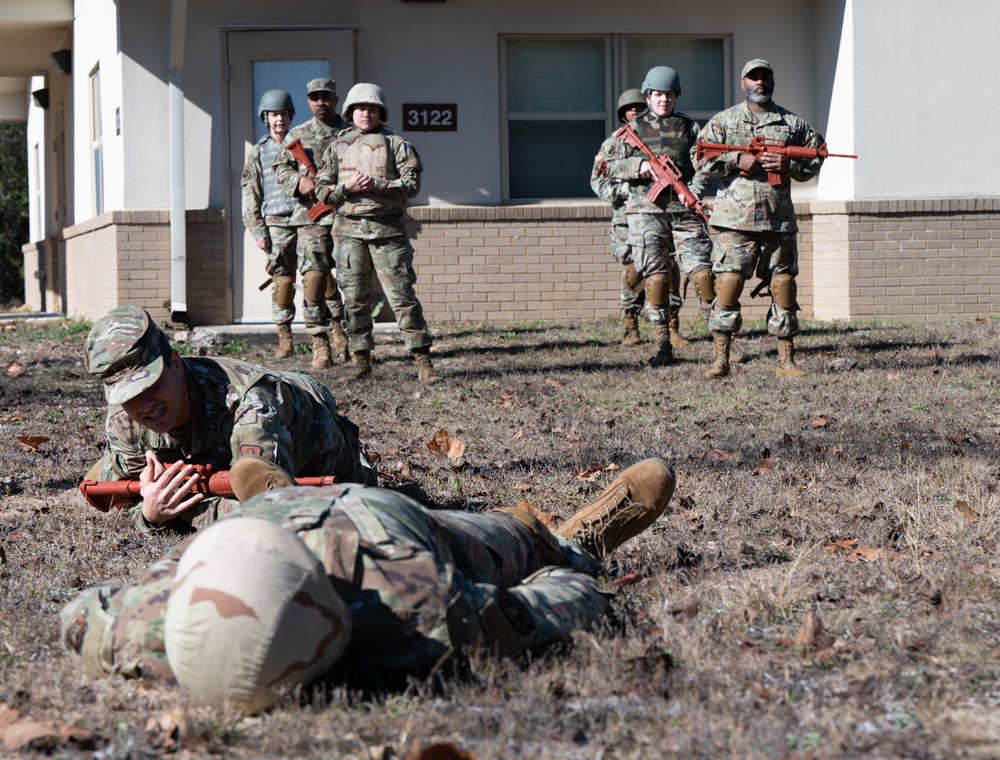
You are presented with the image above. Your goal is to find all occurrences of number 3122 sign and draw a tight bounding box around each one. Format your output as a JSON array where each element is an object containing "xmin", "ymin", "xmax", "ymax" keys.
[{"xmin": 402, "ymin": 104, "xmax": 457, "ymax": 132}]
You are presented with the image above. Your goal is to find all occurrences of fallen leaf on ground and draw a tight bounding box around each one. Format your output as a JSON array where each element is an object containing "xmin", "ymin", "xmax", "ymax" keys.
[
  {"xmin": 759, "ymin": 458, "xmax": 773, "ymax": 474},
  {"xmin": 6, "ymin": 362, "xmax": 25, "ymax": 378},
  {"xmin": 692, "ymin": 449, "xmax": 735, "ymax": 461},
  {"xmin": 515, "ymin": 500, "xmax": 559, "ymax": 528},
  {"xmin": 511, "ymin": 427, "xmax": 524, "ymax": 440},
  {"xmin": 810, "ymin": 416, "xmax": 829, "ymax": 428},
  {"xmin": 426, "ymin": 429, "xmax": 466, "ymax": 460},
  {"xmin": 954, "ymin": 497, "xmax": 979, "ymax": 522},
  {"xmin": 544, "ymin": 377, "xmax": 563, "ymax": 388},
  {"xmin": 404, "ymin": 740, "xmax": 477, "ymax": 760},
  {"xmin": 796, "ymin": 609, "xmax": 833, "ymax": 649},
  {"xmin": 17, "ymin": 436, "xmax": 49, "ymax": 452},
  {"xmin": 514, "ymin": 482, "xmax": 532, "ymax": 491},
  {"xmin": 611, "ymin": 570, "xmax": 643, "ymax": 587},
  {"xmin": 887, "ymin": 370, "xmax": 901, "ymax": 380},
  {"xmin": 145, "ymin": 710, "xmax": 184, "ymax": 752}
]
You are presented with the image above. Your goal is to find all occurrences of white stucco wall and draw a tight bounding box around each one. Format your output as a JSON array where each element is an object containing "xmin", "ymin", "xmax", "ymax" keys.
[
  {"xmin": 102, "ymin": 0, "xmax": 834, "ymax": 210},
  {"xmin": 852, "ymin": 0, "xmax": 1000, "ymax": 199},
  {"xmin": 72, "ymin": 0, "xmax": 122, "ymax": 221}
]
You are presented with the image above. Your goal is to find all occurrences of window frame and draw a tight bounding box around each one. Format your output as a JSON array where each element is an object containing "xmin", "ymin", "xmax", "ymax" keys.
[{"xmin": 499, "ymin": 33, "xmax": 730, "ymax": 202}]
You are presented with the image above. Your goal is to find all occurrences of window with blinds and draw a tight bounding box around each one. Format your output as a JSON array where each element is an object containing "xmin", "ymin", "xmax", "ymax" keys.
[{"xmin": 502, "ymin": 35, "xmax": 726, "ymax": 200}]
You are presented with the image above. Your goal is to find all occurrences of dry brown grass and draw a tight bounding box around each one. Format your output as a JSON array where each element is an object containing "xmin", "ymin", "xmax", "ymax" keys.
[{"xmin": 2, "ymin": 314, "xmax": 1000, "ymax": 758}]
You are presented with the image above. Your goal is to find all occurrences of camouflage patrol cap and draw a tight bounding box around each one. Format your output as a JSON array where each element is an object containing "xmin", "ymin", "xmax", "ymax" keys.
[
  {"xmin": 741, "ymin": 59, "xmax": 774, "ymax": 79},
  {"xmin": 84, "ymin": 306, "xmax": 173, "ymax": 405},
  {"xmin": 306, "ymin": 78, "xmax": 337, "ymax": 95},
  {"xmin": 164, "ymin": 517, "xmax": 350, "ymax": 712}
]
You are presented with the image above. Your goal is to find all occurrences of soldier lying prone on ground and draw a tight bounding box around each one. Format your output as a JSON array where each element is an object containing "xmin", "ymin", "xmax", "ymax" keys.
[{"xmin": 61, "ymin": 459, "xmax": 676, "ymax": 711}]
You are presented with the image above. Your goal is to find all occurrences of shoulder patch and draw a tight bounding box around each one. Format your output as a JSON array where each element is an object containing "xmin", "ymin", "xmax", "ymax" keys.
[
  {"xmin": 241, "ymin": 167, "xmax": 252, "ymax": 181},
  {"xmin": 239, "ymin": 444, "xmax": 263, "ymax": 458}
]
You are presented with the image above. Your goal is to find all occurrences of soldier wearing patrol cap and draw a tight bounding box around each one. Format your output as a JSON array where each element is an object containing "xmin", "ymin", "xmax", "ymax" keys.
[
  {"xmin": 60, "ymin": 459, "xmax": 676, "ymax": 711},
  {"xmin": 241, "ymin": 89, "xmax": 300, "ymax": 358},
  {"xmin": 271, "ymin": 77, "xmax": 350, "ymax": 369},
  {"xmin": 695, "ymin": 59, "xmax": 826, "ymax": 379},
  {"xmin": 606, "ymin": 67, "xmax": 716, "ymax": 367},
  {"xmin": 83, "ymin": 305, "xmax": 377, "ymax": 533}
]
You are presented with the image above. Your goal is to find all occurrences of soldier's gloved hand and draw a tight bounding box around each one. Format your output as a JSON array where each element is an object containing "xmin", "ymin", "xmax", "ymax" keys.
[{"xmin": 139, "ymin": 450, "xmax": 204, "ymax": 527}]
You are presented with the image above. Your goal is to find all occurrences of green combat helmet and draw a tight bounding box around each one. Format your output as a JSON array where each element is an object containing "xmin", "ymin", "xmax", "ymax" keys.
[
  {"xmin": 257, "ymin": 89, "xmax": 295, "ymax": 122},
  {"xmin": 641, "ymin": 66, "xmax": 682, "ymax": 96},
  {"xmin": 342, "ymin": 82, "xmax": 388, "ymax": 122},
  {"xmin": 164, "ymin": 517, "xmax": 351, "ymax": 712},
  {"xmin": 617, "ymin": 89, "xmax": 646, "ymax": 123}
]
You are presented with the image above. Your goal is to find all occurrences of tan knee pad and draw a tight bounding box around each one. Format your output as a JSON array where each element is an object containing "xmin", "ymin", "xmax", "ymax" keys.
[
  {"xmin": 302, "ymin": 270, "xmax": 327, "ymax": 304},
  {"xmin": 325, "ymin": 273, "xmax": 339, "ymax": 300},
  {"xmin": 771, "ymin": 273, "xmax": 797, "ymax": 310},
  {"xmin": 644, "ymin": 273, "xmax": 669, "ymax": 308},
  {"xmin": 690, "ymin": 267, "xmax": 716, "ymax": 303},
  {"xmin": 273, "ymin": 275, "xmax": 295, "ymax": 310},
  {"xmin": 622, "ymin": 263, "xmax": 643, "ymax": 291},
  {"xmin": 714, "ymin": 272, "xmax": 745, "ymax": 310}
]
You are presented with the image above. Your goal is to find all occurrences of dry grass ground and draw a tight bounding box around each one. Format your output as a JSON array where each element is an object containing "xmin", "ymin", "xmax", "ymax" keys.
[{"xmin": 1, "ymin": 314, "xmax": 999, "ymax": 758}]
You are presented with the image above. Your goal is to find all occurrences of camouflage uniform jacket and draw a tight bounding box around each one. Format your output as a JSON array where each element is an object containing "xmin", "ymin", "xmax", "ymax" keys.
[
  {"xmin": 241, "ymin": 135, "xmax": 297, "ymax": 241},
  {"xmin": 98, "ymin": 357, "xmax": 365, "ymax": 533},
  {"xmin": 271, "ymin": 115, "xmax": 346, "ymax": 227},
  {"xmin": 695, "ymin": 100, "xmax": 824, "ymax": 232},
  {"xmin": 607, "ymin": 110, "xmax": 712, "ymax": 214},
  {"xmin": 314, "ymin": 124, "xmax": 422, "ymax": 241},
  {"xmin": 60, "ymin": 487, "xmax": 554, "ymax": 682}
]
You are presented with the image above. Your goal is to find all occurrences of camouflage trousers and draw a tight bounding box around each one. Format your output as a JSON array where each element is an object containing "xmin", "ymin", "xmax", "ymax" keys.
[
  {"xmin": 709, "ymin": 228, "xmax": 800, "ymax": 338},
  {"xmin": 626, "ymin": 210, "xmax": 711, "ymax": 323},
  {"xmin": 59, "ymin": 486, "xmax": 608, "ymax": 681},
  {"xmin": 334, "ymin": 234, "xmax": 433, "ymax": 352},
  {"xmin": 267, "ymin": 224, "xmax": 345, "ymax": 333},
  {"xmin": 610, "ymin": 217, "xmax": 645, "ymax": 316}
]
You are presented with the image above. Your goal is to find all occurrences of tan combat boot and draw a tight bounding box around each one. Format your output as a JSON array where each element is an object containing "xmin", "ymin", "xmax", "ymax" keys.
[
  {"xmin": 649, "ymin": 324, "xmax": 673, "ymax": 367},
  {"xmin": 776, "ymin": 338, "xmax": 807, "ymax": 377},
  {"xmin": 704, "ymin": 335, "xmax": 731, "ymax": 378},
  {"xmin": 669, "ymin": 313, "xmax": 690, "ymax": 347},
  {"xmin": 275, "ymin": 324, "xmax": 294, "ymax": 359},
  {"xmin": 412, "ymin": 347, "xmax": 442, "ymax": 385},
  {"xmin": 311, "ymin": 334, "xmax": 333, "ymax": 369},
  {"xmin": 229, "ymin": 455, "xmax": 297, "ymax": 502},
  {"xmin": 330, "ymin": 321, "xmax": 349, "ymax": 362},
  {"xmin": 622, "ymin": 315, "xmax": 641, "ymax": 346},
  {"xmin": 347, "ymin": 350, "xmax": 373, "ymax": 382},
  {"xmin": 556, "ymin": 458, "xmax": 676, "ymax": 559}
]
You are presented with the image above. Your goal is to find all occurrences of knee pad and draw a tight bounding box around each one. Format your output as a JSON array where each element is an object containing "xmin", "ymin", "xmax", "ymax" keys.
[
  {"xmin": 690, "ymin": 267, "xmax": 716, "ymax": 303},
  {"xmin": 273, "ymin": 275, "xmax": 295, "ymax": 310},
  {"xmin": 771, "ymin": 273, "xmax": 797, "ymax": 310},
  {"xmin": 644, "ymin": 273, "xmax": 669, "ymax": 309},
  {"xmin": 302, "ymin": 270, "xmax": 327, "ymax": 304},
  {"xmin": 669, "ymin": 259, "xmax": 681, "ymax": 294},
  {"xmin": 622, "ymin": 263, "xmax": 644, "ymax": 291},
  {"xmin": 714, "ymin": 272, "xmax": 745, "ymax": 310}
]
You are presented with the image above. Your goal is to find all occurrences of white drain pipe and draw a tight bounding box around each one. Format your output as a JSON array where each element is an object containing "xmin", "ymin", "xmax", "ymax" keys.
[{"xmin": 168, "ymin": 0, "xmax": 188, "ymax": 323}]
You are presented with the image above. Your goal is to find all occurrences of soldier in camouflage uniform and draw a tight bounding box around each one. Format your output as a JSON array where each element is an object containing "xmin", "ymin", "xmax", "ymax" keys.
[
  {"xmin": 83, "ymin": 306, "xmax": 377, "ymax": 534},
  {"xmin": 607, "ymin": 67, "xmax": 716, "ymax": 368},
  {"xmin": 60, "ymin": 459, "xmax": 676, "ymax": 711},
  {"xmin": 271, "ymin": 78, "xmax": 349, "ymax": 369},
  {"xmin": 313, "ymin": 83, "xmax": 440, "ymax": 385},
  {"xmin": 241, "ymin": 90, "xmax": 301, "ymax": 359},
  {"xmin": 592, "ymin": 89, "xmax": 648, "ymax": 346},
  {"xmin": 695, "ymin": 59, "xmax": 825, "ymax": 379}
]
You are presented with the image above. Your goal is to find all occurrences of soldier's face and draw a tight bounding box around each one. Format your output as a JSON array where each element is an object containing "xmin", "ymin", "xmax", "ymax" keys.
[
  {"xmin": 352, "ymin": 105, "xmax": 381, "ymax": 132},
  {"xmin": 307, "ymin": 91, "xmax": 339, "ymax": 126},
  {"xmin": 622, "ymin": 105, "xmax": 642, "ymax": 123},
  {"xmin": 742, "ymin": 70, "xmax": 774, "ymax": 105},
  {"xmin": 121, "ymin": 351, "xmax": 190, "ymax": 434},
  {"xmin": 646, "ymin": 90, "xmax": 677, "ymax": 118},
  {"xmin": 267, "ymin": 110, "xmax": 291, "ymax": 140}
]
